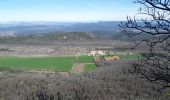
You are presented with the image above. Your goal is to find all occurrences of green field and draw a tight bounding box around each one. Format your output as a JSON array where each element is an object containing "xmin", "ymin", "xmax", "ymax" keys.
[
  {"xmin": 103, "ymin": 53, "xmax": 142, "ymax": 61},
  {"xmin": 85, "ymin": 64, "xmax": 96, "ymax": 72},
  {"xmin": 76, "ymin": 56, "xmax": 94, "ymax": 63},
  {"xmin": 0, "ymin": 54, "xmax": 142, "ymax": 72},
  {"xmin": 120, "ymin": 54, "xmax": 142, "ymax": 60},
  {"xmin": 0, "ymin": 56, "xmax": 76, "ymax": 72}
]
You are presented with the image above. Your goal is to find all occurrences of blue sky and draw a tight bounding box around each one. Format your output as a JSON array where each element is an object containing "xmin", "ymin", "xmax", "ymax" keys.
[{"xmin": 0, "ymin": 0, "xmax": 139, "ymax": 22}]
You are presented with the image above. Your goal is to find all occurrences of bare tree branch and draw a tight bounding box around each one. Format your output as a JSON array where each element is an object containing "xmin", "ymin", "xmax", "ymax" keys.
[{"xmin": 119, "ymin": 0, "xmax": 170, "ymax": 91}]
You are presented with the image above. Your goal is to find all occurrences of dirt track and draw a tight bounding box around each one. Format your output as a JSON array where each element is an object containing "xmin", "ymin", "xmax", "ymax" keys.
[{"xmin": 71, "ymin": 63, "xmax": 85, "ymax": 73}]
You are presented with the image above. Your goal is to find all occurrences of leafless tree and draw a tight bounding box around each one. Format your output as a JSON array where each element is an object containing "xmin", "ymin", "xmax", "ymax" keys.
[{"xmin": 119, "ymin": 0, "xmax": 170, "ymax": 91}]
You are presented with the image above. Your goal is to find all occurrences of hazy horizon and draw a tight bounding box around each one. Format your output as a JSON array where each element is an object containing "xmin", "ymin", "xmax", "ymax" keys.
[
  {"xmin": 0, "ymin": 0, "xmax": 138, "ymax": 22},
  {"xmin": 0, "ymin": 20, "xmax": 125, "ymax": 24}
]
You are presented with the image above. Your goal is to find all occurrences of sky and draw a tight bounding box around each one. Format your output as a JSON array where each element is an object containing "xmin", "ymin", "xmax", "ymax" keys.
[{"xmin": 0, "ymin": 0, "xmax": 139, "ymax": 22}]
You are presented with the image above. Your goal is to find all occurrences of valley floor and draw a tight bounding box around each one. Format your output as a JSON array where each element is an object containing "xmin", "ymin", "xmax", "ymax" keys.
[
  {"xmin": 0, "ymin": 41, "xmax": 132, "ymax": 57},
  {"xmin": 0, "ymin": 41, "xmax": 168, "ymax": 100}
]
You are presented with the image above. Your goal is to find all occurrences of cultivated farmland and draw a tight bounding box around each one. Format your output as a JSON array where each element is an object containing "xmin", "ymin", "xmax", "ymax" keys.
[
  {"xmin": 0, "ymin": 54, "xmax": 141, "ymax": 73},
  {"xmin": 76, "ymin": 56, "xmax": 94, "ymax": 63},
  {"xmin": 0, "ymin": 56, "xmax": 76, "ymax": 72},
  {"xmin": 85, "ymin": 64, "xmax": 96, "ymax": 72}
]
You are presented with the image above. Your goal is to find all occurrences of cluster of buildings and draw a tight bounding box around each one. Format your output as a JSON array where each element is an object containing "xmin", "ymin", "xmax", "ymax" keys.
[
  {"xmin": 90, "ymin": 50, "xmax": 105, "ymax": 56},
  {"xmin": 76, "ymin": 49, "xmax": 134, "ymax": 57},
  {"xmin": 89, "ymin": 50, "xmax": 134, "ymax": 56}
]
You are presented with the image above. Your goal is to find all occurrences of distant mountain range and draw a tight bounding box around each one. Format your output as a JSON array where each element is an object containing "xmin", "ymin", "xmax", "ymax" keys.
[
  {"xmin": 0, "ymin": 21, "xmax": 158, "ymax": 44},
  {"xmin": 0, "ymin": 21, "xmax": 153, "ymax": 44},
  {"xmin": 0, "ymin": 21, "xmax": 122, "ymax": 38}
]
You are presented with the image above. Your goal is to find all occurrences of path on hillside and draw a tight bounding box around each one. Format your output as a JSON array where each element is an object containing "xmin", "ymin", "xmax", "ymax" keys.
[{"xmin": 71, "ymin": 63, "xmax": 86, "ymax": 73}]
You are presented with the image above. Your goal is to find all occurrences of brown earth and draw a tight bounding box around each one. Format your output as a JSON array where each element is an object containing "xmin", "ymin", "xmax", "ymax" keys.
[{"xmin": 71, "ymin": 63, "xmax": 86, "ymax": 73}]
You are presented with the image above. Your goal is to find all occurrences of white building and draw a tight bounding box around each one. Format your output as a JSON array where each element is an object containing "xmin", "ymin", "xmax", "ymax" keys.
[{"xmin": 90, "ymin": 50, "xmax": 105, "ymax": 56}]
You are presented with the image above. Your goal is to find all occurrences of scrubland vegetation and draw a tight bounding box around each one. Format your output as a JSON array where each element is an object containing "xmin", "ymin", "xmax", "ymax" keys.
[{"xmin": 0, "ymin": 61, "xmax": 169, "ymax": 100}]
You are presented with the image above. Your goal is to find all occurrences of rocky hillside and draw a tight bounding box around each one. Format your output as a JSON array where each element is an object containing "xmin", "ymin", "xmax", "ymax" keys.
[{"xmin": 52, "ymin": 32, "xmax": 95, "ymax": 41}]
